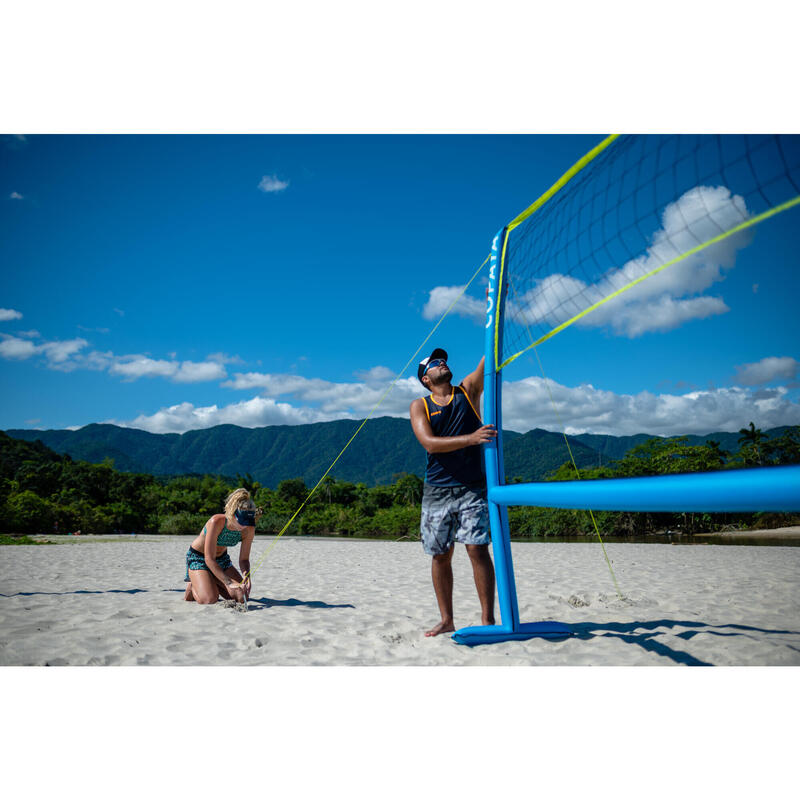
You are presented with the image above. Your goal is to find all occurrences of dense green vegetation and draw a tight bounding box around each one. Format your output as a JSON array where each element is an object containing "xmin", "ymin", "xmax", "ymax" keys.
[
  {"xmin": 0, "ymin": 431, "xmax": 424, "ymax": 538},
  {"xmin": 1, "ymin": 425, "xmax": 798, "ymax": 539},
  {"xmin": 507, "ymin": 428, "xmax": 800, "ymax": 537}
]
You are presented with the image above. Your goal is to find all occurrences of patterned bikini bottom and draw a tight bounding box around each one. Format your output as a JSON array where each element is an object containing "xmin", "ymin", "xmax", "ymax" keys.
[{"xmin": 184, "ymin": 546, "xmax": 232, "ymax": 582}]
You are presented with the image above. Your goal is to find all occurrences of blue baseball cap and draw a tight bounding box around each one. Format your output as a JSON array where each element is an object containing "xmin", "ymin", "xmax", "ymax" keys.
[{"xmin": 234, "ymin": 507, "xmax": 256, "ymax": 527}]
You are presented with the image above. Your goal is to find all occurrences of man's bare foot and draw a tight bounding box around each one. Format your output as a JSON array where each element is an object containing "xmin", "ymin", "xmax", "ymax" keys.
[
  {"xmin": 425, "ymin": 620, "xmax": 455, "ymax": 637},
  {"xmin": 184, "ymin": 584, "xmax": 195, "ymax": 601},
  {"xmin": 482, "ymin": 616, "xmax": 495, "ymax": 626}
]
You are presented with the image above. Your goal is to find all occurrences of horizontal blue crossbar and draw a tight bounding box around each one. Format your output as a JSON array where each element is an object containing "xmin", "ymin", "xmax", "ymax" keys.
[{"xmin": 488, "ymin": 465, "xmax": 800, "ymax": 512}]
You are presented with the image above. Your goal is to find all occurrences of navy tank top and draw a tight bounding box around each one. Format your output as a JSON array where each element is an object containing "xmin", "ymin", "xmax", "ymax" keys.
[{"xmin": 422, "ymin": 385, "xmax": 485, "ymax": 488}]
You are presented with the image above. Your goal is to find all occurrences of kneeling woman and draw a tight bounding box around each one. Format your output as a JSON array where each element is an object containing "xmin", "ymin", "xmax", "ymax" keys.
[{"xmin": 184, "ymin": 488, "xmax": 260, "ymax": 604}]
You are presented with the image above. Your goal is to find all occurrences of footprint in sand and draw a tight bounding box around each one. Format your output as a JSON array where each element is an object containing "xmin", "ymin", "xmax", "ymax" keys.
[{"xmin": 567, "ymin": 593, "xmax": 591, "ymax": 607}]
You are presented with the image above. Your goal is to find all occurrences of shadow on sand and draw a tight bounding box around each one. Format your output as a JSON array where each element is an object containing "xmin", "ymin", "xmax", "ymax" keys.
[
  {"xmin": 245, "ymin": 595, "xmax": 355, "ymax": 611},
  {"xmin": 1, "ymin": 589, "xmax": 149, "ymax": 597},
  {"xmin": 569, "ymin": 618, "xmax": 800, "ymax": 666},
  {"xmin": 1, "ymin": 588, "xmax": 355, "ymax": 612}
]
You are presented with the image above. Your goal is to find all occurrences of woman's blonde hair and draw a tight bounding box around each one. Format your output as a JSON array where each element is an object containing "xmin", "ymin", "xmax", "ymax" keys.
[{"xmin": 224, "ymin": 488, "xmax": 262, "ymax": 522}]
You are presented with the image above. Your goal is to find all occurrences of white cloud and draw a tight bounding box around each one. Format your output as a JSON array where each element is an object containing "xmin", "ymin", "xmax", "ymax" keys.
[
  {"xmin": 734, "ymin": 356, "xmax": 799, "ymax": 386},
  {"xmin": 9, "ymin": 192, "xmax": 24, "ymax": 200},
  {"xmin": 206, "ymin": 352, "xmax": 244, "ymax": 365},
  {"xmin": 512, "ymin": 185, "xmax": 752, "ymax": 338},
  {"xmin": 223, "ymin": 371, "xmax": 326, "ymax": 394},
  {"xmin": 83, "ymin": 350, "xmax": 115, "ymax": 371},
  {"xmin": 221, "ymin": 366, "xmax": 799, "ymax": 436},
  {"xmin": 0, "ymin": 323, "xmax": 232, "ymax": 384},
  {"xmin": 501, "ymin": 377, "xmax": 800, "ymax": 435},
  {"xmin": 0, "ymin": 308, "xmax": 23, "ymax": 321},
  {"xmin": 107, "ymin": 356, "xmax": 228, "ymax": 383},
  {"xmin": 109, "ymin": 356, "xmax": 178, "ymax": 381},
  {"xmin": 0, "ymin": 334, "xmax": 87, "ymax": 366},
  {"xmin": 113, "ymin": 370, "xmax": 800, "ymax": 436},
  {"xmin": 117, "ymin": 397, "xmax": 322, "ymax": 434},
  {"xmin": 609, "ymin": 295, "xmax": 730, "ymax": 337},
  {"xmin": 40, "ymin": 338, "xmax": 89, "ymax": 364},
  {"xmin": 258, "ymin": 174, "xmax": 289, "ymax": 193},
  {"xmin": 434, "ymin": 185, "xmax": 755, "ymax": 340},
  {"xmin": 224, "ymin": 369, "xmax": 423, "ymax": 416},
  {"xmin": 0, "ymin": 335, "xmax": 37, "ymax": 360},
  {"xmin": 354, "ymin": 365, "xmax": 396, "ymax": 383},
  {"xmin": 422, "ymin": 285, "xmax": 485, "ymax": 323},
  {"xmin": 173, "ymin": 360, "xmax": 228, "ymax": 383}
]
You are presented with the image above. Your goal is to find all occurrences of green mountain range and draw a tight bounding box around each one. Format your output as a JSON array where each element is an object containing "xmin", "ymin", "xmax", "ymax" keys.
[{"xmin": 6, "ymin": 420, "xmax": 792, "ymax": 488}]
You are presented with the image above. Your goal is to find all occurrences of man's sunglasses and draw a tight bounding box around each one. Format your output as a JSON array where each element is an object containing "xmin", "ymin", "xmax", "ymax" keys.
[{"xmin": 424, "ymin": 358, "xmax": 447, "ymax": 375}]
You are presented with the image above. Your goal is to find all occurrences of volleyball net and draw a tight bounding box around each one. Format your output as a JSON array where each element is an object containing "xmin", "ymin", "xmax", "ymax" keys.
[{"xmin": 495, "ymin": 134, "xmax": 800, "ymax": 371}]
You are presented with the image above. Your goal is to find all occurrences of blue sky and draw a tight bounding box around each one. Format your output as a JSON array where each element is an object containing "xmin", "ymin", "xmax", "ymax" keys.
[{"xmin": 2, "ymin": 133, "xmax": 799, "ymax": 436}]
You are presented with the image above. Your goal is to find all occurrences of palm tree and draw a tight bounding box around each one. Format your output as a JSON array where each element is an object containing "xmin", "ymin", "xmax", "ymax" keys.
[
  {"xmin": 321, "ymin": 475, "xmax": 335, "ymax": 504},
  {"xmin": 738, "ymin": 422, "xmax": 765, "ymax": 466}
]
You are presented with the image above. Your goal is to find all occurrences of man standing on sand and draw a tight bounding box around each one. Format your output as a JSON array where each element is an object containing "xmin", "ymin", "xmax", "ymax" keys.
[{"xmin": 409, "ymin": 347, "xmax": 498, "ymax": 637}]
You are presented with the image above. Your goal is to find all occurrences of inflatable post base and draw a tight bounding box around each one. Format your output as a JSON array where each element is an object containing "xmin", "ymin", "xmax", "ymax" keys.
[{"xmin": 452, "ymin": 621, "xmax": 572, "ymax": 647}]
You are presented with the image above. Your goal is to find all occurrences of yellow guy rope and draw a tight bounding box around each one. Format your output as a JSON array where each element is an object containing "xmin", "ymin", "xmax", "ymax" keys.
[
  {"xmin": 530, "ymin": 346, "xmax": 623, "ymax": 599},
  {"xmin": 507, "ymin": 279, "xmax": 623, "ymax": 599},
  {"xmin": 242, "ymin": 254, "xmax": 490, "ymax": 586}
]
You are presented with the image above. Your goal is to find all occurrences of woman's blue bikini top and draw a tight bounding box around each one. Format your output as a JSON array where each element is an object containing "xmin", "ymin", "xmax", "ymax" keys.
[{"xmin": 204, "ymin": 523, "xmax": 242, "ymax": 548}]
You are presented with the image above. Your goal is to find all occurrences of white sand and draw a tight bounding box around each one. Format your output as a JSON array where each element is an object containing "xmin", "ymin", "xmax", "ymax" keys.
[{"xmin": 1, "ymin": 534, "xmax": 799, "ymax": 666}]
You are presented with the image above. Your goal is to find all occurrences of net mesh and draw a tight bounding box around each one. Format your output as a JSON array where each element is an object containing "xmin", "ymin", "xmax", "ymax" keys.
[{"xmin": 497, "ymin": 134, "xmax": 800, "ymax": 370}]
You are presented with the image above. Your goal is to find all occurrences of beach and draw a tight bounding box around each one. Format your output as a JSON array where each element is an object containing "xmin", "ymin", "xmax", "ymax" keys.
[{"xmin": 1, "ymin": 534, "xmax": 799, "ymax": 666}]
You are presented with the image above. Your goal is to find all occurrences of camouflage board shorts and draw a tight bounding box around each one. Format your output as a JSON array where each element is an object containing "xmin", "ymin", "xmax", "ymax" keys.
[{"xmin": 420, "ymin": 483, "xmax": 490, "ymax": 555}]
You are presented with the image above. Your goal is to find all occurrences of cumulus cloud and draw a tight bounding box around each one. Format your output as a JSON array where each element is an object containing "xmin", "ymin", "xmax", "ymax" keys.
[
  {"xmin": 108, "ymin": 356, "xmax": 228, "ymax": 383},
  {"xmin": 174, "ymin": 360, "xmax": 228, "ymax": 383},
  {"xmin": 0, "ymin": 327, "xmax": 230, "ymax": 385},
  {"xmin": 354, "ymin": 365, "xmax": 396, "ymax": 383},
  {"xmin": 0, "ymin": 334, "xmax": 88, "ymax": 366},
  {"xmin": 0, "ymin": 335, "xmax": 38, "ymax": 360},
  {"xmin": 40, "ymin": 338, "xmax": 88, "ymax": 362},
  {"xmin": 422, "ymin": 286, "xmax": 485, "ymax": 323},
  {"xmin": 734, "ymin": 356, "xmax": 799, "ymax": 386},
  {"xmin": 219, "ymin": 364, "xmax": 800, "ymax": 436},
  {"xmin": 434, "ymin": 185, "xmax": 755, "ymax": 340},
  {"xmin": 109, "ymin": 356, "xmax": 178, "ymax": 381},
  {"xmin": 117, "ymin": 397, "xmax": 323, "ymax": 434},
  {"xmin": 206, "ymin": 352, "xmax": 244, "ymax": 365},
  {"xmin": 83, "ymin": 350, "xmax": 115, "ymax": 371},
  {"xmin": 113, "ymin": 370, "xmax": 800, "ymax": 436},
  {"xmin": 223, "ymin": 369, "xmax": 421, "ymax": 417},
  {"xmin": 0, "ymin": 308, "xmax": 23, "ymax": 321},
  {"xmin": 9, "ymin": 192, "xmax": 23, "ymax": 200},
  {"xmin": 510, "ymin": 185, "xmax": 752, "ymax": 338},
  {"xmin": 258, "ymin": 174, "xmax": 289, "ymax": 193},
  {"xmin": 501, "ymin": 377, "xmax": 800, "ymax": 435}
]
